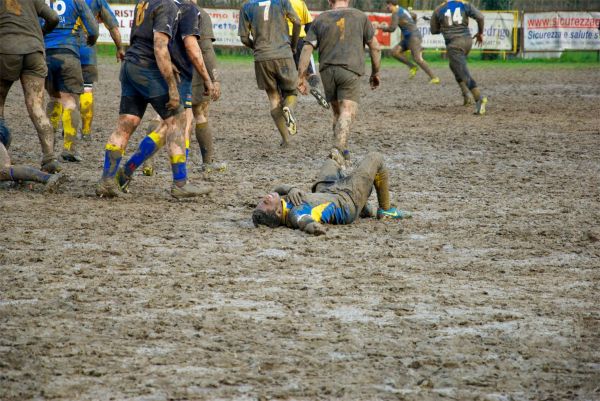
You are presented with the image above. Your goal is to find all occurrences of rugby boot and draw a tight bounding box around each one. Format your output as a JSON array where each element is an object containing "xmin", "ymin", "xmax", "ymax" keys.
[
  {"xmin": 41, "ymin": 157, "xmax": 62, "ymax": 174},
  {"xmin": 115, "ymin": 167, "xmax": 132, "ymax": 193},
  {"xmin": 81, "ymin": 133, "xmax": 92, "ymax": 142},
  {"xmin": 409, "ymin": 66, "xmax": 418, "ymax": 79},
  {"xmin": 310, "ymin": 88, "xmax": 330, "ymax": 109},
  {"xmin": 282, "ymin": 106, "xmax": 297, "ymax": 136},
  {"xmin": 474, "ymin": 96, "xmax": 488, "ymax": 115},
  {"xmin": 44, "ymin": 173, "xmax": 66, "ymax": 194},
  {"xmin": 142, "ymin": 158, "xmax": 155, "ymax": 176},
  {"xmin": 95, "ymin": 178, "xmax": 120, "ymax": 198},
  {"xmin": 61, "ymin": 149, "xmax": 83, "ymax": 162},
  {"xmin": 429, "ymin": 77, "xmax": 440, "ymax": 84},
  {"xmin": 199, "ymin": 161, "xmax": 227, "ymax": 174},
  {"xmin": 377, "ymin": 207, "xmax": 412, "ymax": 220},
  {"xmin": 170, "ymin": 181, "xmax": 213, "ymax": 200}
]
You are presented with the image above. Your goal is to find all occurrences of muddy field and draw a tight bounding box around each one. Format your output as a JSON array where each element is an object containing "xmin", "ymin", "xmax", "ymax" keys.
[{"xmin": 1, "ymin": 59, "xmax": 599, "ymax": 401}]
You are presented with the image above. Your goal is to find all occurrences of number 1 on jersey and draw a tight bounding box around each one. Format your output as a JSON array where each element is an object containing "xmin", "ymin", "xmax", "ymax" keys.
[{"xmin": 258, "ymin": 1, "xmax": 271, "ymax": 21}]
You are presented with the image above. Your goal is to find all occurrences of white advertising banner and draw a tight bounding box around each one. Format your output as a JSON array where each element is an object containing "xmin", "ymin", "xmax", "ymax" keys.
[
  {"xmin": 524, "ymin": 12, "xmax": 600, "ymax": 51},
  {"xmin": 100, "ymin": 5, "xmax": 516, "ymax": 52}
]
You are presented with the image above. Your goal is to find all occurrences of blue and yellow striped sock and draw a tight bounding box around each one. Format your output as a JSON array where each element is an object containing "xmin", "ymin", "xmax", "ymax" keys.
[
  {"xmin": 102, "ymin": 144, "xmax": 124, "ymax": 178},
  {"xmin": 185, "ymin": 138, "xmax": 190, "ymax": 160},
  {"xmin": 171, "ymin": 154, "xmax": 187, "ymax": 186},
  {"xmin": 124, "ymin": 131, "xmax": 163, "ymax": 177}
]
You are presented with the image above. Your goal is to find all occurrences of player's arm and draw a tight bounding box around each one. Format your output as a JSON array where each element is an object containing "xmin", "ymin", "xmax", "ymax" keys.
[
  {"xmin": 380, "ymin": 13, "xmax": 399, "ymax": 33},
  {"xmin": 199, "ymin": 38, "xmax": 220, "ymax": 99},
  {"xmin": 35, "ymin": 0, "xmax": 59, "ymax": 36},
  {"xmin": 429, "ymin": 7, "xmax": 441, "ymax": 34},
  {"xmin": 273, "ymin": 185, "xmax": 305, "ymax": 206},
  {"xmin": 238, "ymin": 7, "xmax": 254, "ymax": 49},
  {"xmin": 154, "ymin": 32, "xmax": 180, "ymax": 110},
  {"xmin": 289, "ymin": 212, "xmax": 327, "ymax": 236},
  {"xmin": 76, "ymin": 0, "xmax": 99, "ymax": 45},
  {"xmin": 99, "ymin": 0, "xmax": 124, "ymax": 60},
  {"xmin": 297, "ymin": 42, "xmax": 314, "ymax": 95},
  {"xmin": 469, "ymin": 5, "xmax": 485, "ymax": 46},
  {"xmin": 366, "ymin": 35, "xmax": 381, "ymax": 90},
  {"xmin": 183, "ymin": 35, "xmax": 215, "ymax": 98}
]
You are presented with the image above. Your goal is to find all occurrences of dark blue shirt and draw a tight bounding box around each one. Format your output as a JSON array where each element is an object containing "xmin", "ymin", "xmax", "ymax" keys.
[
  {"xmin": 124, "ymin": 0, "xmax": 178, "ymax": 69},
  {"xmin": 169, "ymin": 0, "xmax": 201, "ymax": 81}
]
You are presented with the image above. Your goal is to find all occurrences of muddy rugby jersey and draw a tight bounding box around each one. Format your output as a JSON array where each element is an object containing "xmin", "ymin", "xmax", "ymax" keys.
[
  {"xmin": 305, "ymin": 8, "xmax": 374, "ymax": 76},
  {"xmin": 383, "ymin": 6, "xmax": 419, "ymax": 38},
  {"xmin": 238, "ymin": 0, "xmax": 300, "ymax": 61},
  {"xmin": 168, "ymin": 0, "xmax": 201, "ymax": 82},
  {"xmin": 281, "ymin": 193, "xmax": 355, "ymax": 228},
  {"xmin": 79, "ymin": 0, "xmax": 119, "ymax": 65},
  {"xmin": 44, "ymin": 0, "xmax": 99, "ymax": 56},
  {"xmin": 431, "ymin": 0, "xmax": 484, "ymax": 43},
  {"xmin": 0, "ymin": 0, "xmax": 55, "ymax": 54},
  {"xmin": 124, "ymin": 0, "xmax": 178, "ymax": 69}
]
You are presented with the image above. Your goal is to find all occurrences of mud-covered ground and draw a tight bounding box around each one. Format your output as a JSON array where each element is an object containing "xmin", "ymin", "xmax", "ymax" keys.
[{"xmin": 1, "ymin": 59, "xmax": 599, "ymax": 401}]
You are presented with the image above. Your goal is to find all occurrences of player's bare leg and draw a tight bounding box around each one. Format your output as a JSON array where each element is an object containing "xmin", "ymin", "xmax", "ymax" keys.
[
  {"xmin": 0, "ymin": 79, "xmax": 14, "ymax": 150},
  {"xmin": 193, "ymin": 101, "xmax": 226, "ymax": 173},
  {"xmin": 391, "ymin": 45, "xmax": 417, "ymax": 78},
  {"xmin": 46, "ymin": 97, "xmax": 62, "ymax": 134},
  {"xmin": 21, "ymin": 75, "xmax": 60, "ymax": 171},
  {"xmin": 330, "ymin": 99, "xmax": 357, "ymax": 165},
  {"xmin": 408, "ymin": 40, "xmax": 439, "ymax": 83},
  {"xmin": 59, "ymin": 92, "xmax": 82, "ymax": 162},
  {"xmin": 165, "ymin": 113, "xmax": 212, "ymax": 199},
  {"xmin": 266, "ymin": 89, "xmax": 292, "ymax": 147},
  {"xmin": 96, "ymin": 114, "xmax": 140, "ymax": 197}
]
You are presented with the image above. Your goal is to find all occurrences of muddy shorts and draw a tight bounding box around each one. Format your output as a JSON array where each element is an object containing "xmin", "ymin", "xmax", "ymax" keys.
[
  {"xmin": 319, "ymin": 65, "xmax": 361, "ymax": 103},
  {"xmin": 254, "ymin": 58, "xmax": 297, "ymax": 94},
  {"xmin": 191, "ymin": 70, "xmax": 210, "ymax": 104},
  {"xmin": 81, "ymin": 64, "xmax": 99, "ymax": 85},
  {"xmin": 45, "ymin": 49, "xmax": 84, "ymax": 95},
  {"xmin": 400, "ymin": 31, "xmax": 423, "ymax": 53},
  {"xmin": 0, "ymin": 52, "xmax": 47, "ymax": 82},
  {"xmin": 178, "ymin": 77, "xmax": 193, "ymax": 109},
  {"xmin": 119, "ymin": 61, "xmax": 182, "ymax": 120}
]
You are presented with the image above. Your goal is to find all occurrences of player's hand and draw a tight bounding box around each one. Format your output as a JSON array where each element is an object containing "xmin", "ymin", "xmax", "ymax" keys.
[
  {"xmin": 474, "ymin": 33, "xmax": 484, "ymax": 47},
  {"xmin": 287, "ymin": 187, "xmax": 306, "ymax": 206},
  {"xmin": 305, "ymin": 222, "xmax": 326, "ymax": 236},
  {"xmin": 116, "ymin": 46, "xmax": 125, "ymax": 62},
  {"xmin": 297, "ymin": 77, "xmax": 309, "ymax": 95},
  {"xmin": 166, "ymin": 88, "xmax": 180, "ymax": 111},
  {"xmin": 369, "ymin": 73, "xmax": 380, "ymax": 90},
  {"xmin": 212, "ymin": 81, "xmax": 221, "ymax": 101},
  {"xmin": 204, "ymin": 80, "xmax": 217, "ymax": 101}
]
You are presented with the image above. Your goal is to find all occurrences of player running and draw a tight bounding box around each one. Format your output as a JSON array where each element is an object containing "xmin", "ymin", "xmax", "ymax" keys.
[
  {"xmin": 430, "ymin": 0, "xmax": 487, "ymax": 114},
  {"xmin": 380, "ymin": 0, "xmax": 439, "ymax": 84}
]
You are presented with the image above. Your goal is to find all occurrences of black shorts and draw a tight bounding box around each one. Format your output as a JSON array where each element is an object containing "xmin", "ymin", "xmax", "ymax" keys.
[{"xmin": 81, "ymin": 64, "xmax": 98, "ymax": 85}]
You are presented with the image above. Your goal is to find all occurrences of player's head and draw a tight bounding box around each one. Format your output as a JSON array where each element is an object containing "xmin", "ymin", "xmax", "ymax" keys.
[
  {"xmin": 0, "ymin": 118, "xmax": 11, "ymax": 149},
  {"xmin": 385, "ymin": 0, "xmax": 397, "ymax": 10},
  {"xmin": 253, "ymin": 192, "xmax": 283, "ymax": 228}
]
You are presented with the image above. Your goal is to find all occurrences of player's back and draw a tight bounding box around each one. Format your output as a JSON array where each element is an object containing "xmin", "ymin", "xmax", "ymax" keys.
[
  {"xmin": 79, "ymin": 0, "xmax": 118, "ymax": 64},
  {"xmin": 0, "ymin": 0, "xmax": 49, "ymax": 54},
  {"xmin": 240, "ymin": 0, "xmax": 294, "ymax": 61},
  {"xmin": 395, "ymin": 6, "xmax": 417, "ymax": 34},
  {"xmin": 433, "ymin": 0, "xmax": 481, "ymax": 41},
  {"xmin": 44, "ymin": 0, "xmax": 97, "ymax": 54},
  {"xmin": 168, "ymin": 0, "xmax": 199, "ymax": 81},
  {"xmin": 287, "ymin": 0, "xmax": 311, "ymax": 37},
  {"xmin": 125, "ymin": 0, "xmax": 178, "ymax": 69},
  {"xmin": 308, "ymin": 8, "xmax": 374, "ymax": 76}
]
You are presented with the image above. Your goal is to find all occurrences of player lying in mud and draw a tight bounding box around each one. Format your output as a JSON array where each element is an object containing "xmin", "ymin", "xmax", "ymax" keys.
[{"xmin": 252, "ymin": 151, "xmax": 411, "ymax": 235}]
